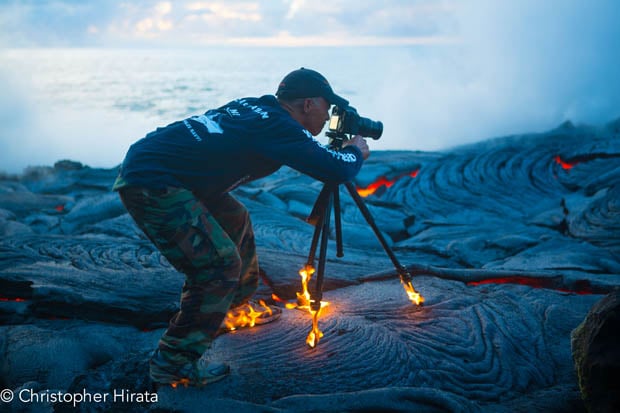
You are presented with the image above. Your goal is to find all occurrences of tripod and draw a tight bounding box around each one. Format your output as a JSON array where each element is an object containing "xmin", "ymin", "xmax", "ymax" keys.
[{"xmin": 302, "ymin": 134, "xmax": 424, "ymax": 317}]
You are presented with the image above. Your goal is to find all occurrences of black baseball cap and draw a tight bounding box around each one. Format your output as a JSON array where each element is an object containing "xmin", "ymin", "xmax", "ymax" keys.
[{"xmin": 276, "ymin": 67, "xmax": 349, "ymax": 108}]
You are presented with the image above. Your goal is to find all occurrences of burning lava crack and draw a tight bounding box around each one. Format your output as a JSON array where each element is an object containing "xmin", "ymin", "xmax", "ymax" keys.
[
  {"xmin": 466, "ymin": 276, "xmax": 593, "ymax": 295},
  {"xmin": 554, "ymin": 152, "xmax": 620, "ymax": 171},
  {"xmin": 361, "ymin": 264, "xmax": 603, "ymax": 296},
  {"xmin": 357, "ymin": 170, "xmax": 419, "ymax": 197}
]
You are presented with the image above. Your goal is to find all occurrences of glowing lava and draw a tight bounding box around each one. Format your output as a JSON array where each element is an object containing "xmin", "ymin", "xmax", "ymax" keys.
[
  {"xmin": 554, "ymin": 155, "xmax": 578, "ymax": 170},
  {"xmin": 357, "ymin": 170, "xmax": 419, "ymax": 197},
  {"xmin": 0, "ymin": 296, "xmax": 27, "ymax": 302},
  {"xmin": 467, "ymin": 276, "xmax": 593, "ymax": 295},
  {"xmin": 357, "ymin": 176, "xmax": 397, "ymax": 197}
]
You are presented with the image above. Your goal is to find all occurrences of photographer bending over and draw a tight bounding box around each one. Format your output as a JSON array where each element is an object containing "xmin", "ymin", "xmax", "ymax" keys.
[{"xmin": 113, "ymin": 68, "xmax": 369, "ymax": 387}]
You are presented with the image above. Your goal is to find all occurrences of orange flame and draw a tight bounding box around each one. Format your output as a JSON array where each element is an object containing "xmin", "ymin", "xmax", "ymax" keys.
[
  {"xmin": 282, "ymin": 265, "xmax": 330, "ymax": 347},
  {"xmin": 357, "ymin": 170, "xmax": 419, "ymax": 197},
  {"xmin": 294, "ymin": 264, "xmax": 315, "ymax": 309},
  {"xmin": 306, "ymin": 308, "xmax": 324, "ymax": 348},
  {"xmin": 222, "ymin": 299, "xmax": 274, "ymax": 331},
  {"xmin": 170, "ymin": 378, "xmax": 191, "ymax": 388},
  {"xmin": 402, "ymin": 280, "xmax": 424, "ymax": 306}
]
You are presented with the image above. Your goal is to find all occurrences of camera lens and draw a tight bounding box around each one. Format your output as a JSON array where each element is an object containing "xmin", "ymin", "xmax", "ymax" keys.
[{"xmin": 357, "ymin": 117, "xmax": 383, "ymax": 140}]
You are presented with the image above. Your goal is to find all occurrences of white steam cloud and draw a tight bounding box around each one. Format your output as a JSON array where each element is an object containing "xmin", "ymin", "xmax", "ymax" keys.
[
  {"xmin": 0, "ymin": 68, "xmax": 157, "ymax": 174},
  {"xmin": 371, "ymin": 0, "xmax": 620, "ymax": 151}
]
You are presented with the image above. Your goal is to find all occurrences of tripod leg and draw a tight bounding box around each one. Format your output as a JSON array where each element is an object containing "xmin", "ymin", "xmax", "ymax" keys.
[
  {"xmin": 344, "ymin": 182, "xmax": 424, "ymax": 305},
  {"xmin": 312, "ymin": 188, "xmax": 333, "ymax": 312},
  {"xmin": 307, "ymin": 184, "xmax": 333, "ymax": 226},
  {"xmin": 343, "ymin": 182, "xmax": 405, "ymax": 272},
  {"xmin": 306, "ymin": 212, "xmax": 323, "ymax": 266},
  {"xmin": 333, "ymin": 186, "xmax": 344, "ymax": 258},
  {"xmin": 305, "ymin": 183, "xmax": 336, "ymax": 266}
]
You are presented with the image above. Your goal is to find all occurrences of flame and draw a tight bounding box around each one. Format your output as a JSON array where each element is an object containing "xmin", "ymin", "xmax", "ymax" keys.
[
  {"xmin": 357, "ymin": 170, "xmax": 419, "ymax": 197},
  {"xmin": 282, "ymin": 265, "xmax": 330, "ymax": 347},
  {"xmin": 294, "ymin": 265, "xmax": 315, "ymax": 309},
  {"xmin": 271, "ymin": 293, "xmax": 287, "ymax": 303},
  {"xmin": 306, "ymin": 308, "xmax": 324, "ymax": 348},
  {"xmin": 222, "ymin": 299, "xmax": 273, "ymax": 332},
  {"xmin": 554, "ymin": 155, "xmax": 578, "ymax": 170},
  {"xmin": 280, "ymin": 266, "xmax": 424, "ymax": 346},
  {"xmin": 170, "ymin": 378, "xmax": 190, "ymax": 388},
  {"xmin": 402, "ymin": 280, "xmax": 424, "ymax": 305}
]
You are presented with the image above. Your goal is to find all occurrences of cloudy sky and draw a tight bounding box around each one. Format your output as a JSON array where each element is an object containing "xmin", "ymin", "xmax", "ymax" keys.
[
  {"xmin": 1, "ymin": 1, "xmax": 619, "ymax": 172},
  {"xmin": 0, "ymin": 0, "xmax": 457, "ymax": 47}
]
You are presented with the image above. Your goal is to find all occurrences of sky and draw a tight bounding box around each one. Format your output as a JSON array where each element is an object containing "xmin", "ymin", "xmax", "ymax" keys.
[
  {"xmin": 1, "ymin": 0, "xmax": 620, "ymax": 173},
  {"xmin": 0, "ymin": 0, "xmax": 457, "ymax": 48}
]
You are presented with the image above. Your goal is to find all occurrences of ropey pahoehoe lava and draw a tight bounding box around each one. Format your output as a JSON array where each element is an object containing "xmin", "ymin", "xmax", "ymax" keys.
[{"xmin": 0, "ymin": 119, "xmax": 619, "ymax": 412}]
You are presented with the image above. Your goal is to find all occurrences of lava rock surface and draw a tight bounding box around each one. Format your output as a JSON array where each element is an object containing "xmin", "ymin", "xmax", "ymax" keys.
[{"xmin": 1, "ymin": 119, "xmax": 619, "ymax": 412}]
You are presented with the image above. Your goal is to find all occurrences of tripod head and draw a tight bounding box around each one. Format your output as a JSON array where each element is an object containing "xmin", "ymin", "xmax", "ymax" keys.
[{"xmin": 325, "ymin": 130, "xmax": 349, "ymax": 150}]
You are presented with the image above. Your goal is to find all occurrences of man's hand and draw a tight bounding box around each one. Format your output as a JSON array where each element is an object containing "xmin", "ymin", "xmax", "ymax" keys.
[{"xmin": 343, "ymin": 135, "xmax": 370, "ymax": 160}]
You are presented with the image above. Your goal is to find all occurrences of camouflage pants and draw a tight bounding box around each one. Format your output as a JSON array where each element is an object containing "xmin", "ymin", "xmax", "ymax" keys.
[{"xmin": 118, "ymin": 186, "xmax": 259, "ymax": 366}]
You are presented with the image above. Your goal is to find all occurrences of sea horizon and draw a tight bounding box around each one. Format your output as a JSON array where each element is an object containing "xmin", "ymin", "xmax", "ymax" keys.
[{"xmin": 2, "ymin": 46, "xmax": 618, "ymax": 174}]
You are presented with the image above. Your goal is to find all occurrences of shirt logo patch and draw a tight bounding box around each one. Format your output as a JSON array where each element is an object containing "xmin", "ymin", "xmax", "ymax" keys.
[
  {"xmin": 226, "ymin": 108, "xmax": 240, "ymax": 117},
  {"xmin": 192, "ymin": 113, "xmax": 224, "ymax": 134}
]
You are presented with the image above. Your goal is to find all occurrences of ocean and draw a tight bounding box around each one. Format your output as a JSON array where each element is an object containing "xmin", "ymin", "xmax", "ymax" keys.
[
  {"xmin": 1, "ymin": 46, "xmax": 423, "ymax": 174},
  {"xmin": 1, "ymin": 46, "xmax": 617, "ymax": 174}
]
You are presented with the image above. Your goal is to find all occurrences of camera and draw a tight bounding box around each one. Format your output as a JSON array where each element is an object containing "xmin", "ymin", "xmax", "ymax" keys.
[{"xmin": 327, "ymin": 106, "xmax": 383, "ymax": 140}]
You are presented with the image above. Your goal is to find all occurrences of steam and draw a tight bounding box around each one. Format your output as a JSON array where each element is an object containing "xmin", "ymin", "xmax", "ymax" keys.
[
  {"xmin": 371, "ymin": 0, "xmax": 620, "ymax": 151},
  {"xmin": 0, "ymin": 69, "xmax": 157, "ymax": 174}
]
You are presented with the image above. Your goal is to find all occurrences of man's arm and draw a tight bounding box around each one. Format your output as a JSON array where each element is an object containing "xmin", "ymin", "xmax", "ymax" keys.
[{"xmin": 255, "ymin": 128, "xmax": 367, "ymax": 184}]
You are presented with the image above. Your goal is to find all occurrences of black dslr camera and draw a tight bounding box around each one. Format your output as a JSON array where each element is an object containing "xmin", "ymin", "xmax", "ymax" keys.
[{"xmin": 327, "ymin": 106, "xmax": 383, "ymax": 140}]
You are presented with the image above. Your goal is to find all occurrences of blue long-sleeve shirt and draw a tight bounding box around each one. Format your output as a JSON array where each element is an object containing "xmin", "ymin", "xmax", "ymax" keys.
[{"xmin": 114, "ymin": 95, "xmax": 363, "ymax": 199}]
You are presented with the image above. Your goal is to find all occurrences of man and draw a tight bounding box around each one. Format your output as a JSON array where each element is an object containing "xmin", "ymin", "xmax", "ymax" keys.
[{"xmin": 113, "ymin": 68, "xmax": 370, "ymax": 387}]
